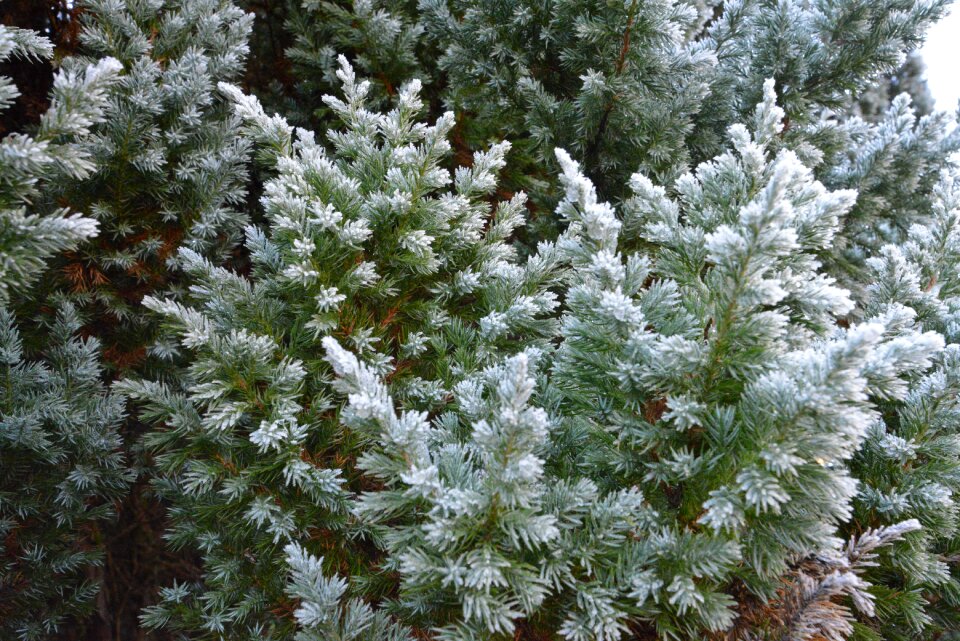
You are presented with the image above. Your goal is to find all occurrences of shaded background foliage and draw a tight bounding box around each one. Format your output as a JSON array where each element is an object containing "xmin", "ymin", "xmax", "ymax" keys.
[{"xmin": 0, "ymin": 1, "xmax": 73, "ymax": 136}]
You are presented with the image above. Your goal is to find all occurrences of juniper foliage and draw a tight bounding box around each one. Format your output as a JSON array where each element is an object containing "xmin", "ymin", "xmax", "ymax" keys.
[
  {"xmin": 129, "ymin": 69, "xmax": 960, "ymax": 641},
  {"xmin": 0, "ymin": 22, "xmax": 132, "ymax": 640},
  {"xmin": 3, "ymin": 0, "xmax": 960, "ymax": 640},
  {"xmin": 284, "ymin": 0, "xmax": 426, "ymax": 127},
  {"xmin": 824, "ymin": 94, "xmax": 960, "ymax": 289},
  {"xmin": 46, "ymin": 0, "xmax": 253, "ymax": 372},
  {"xmin": 126, "ymin": 58, "xmax": 559, "ymax": 638},
  {"xmin": 857, "ymin": 53, "xmax": 937, "ymax": 122},
  {"xmin": 846, "ymin": 171, "xmax": 960, "ymax": 640},
  {"xmin": 0, "ymin": 24, "xmax": 120, "ymax": 302},
  {"xmin": 690, "ymin": 0, "xmax": 951, "ymax": 160},
  {"xmin": 0, "ymin": 304, "xmax": 131, "ymax": 640}
]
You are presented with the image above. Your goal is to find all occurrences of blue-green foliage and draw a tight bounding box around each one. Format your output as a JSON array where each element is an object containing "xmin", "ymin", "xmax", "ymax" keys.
[
  {"xmin": 0, "ymin": 304, "xmax": 131, "ymax": 640},
  {"xmin": 0, "ymin": 24, "xmax": 120, "ymax": 302},
  {"xmin": 3, "ymin": 0, "xmax": 960, "ymax": 640}
]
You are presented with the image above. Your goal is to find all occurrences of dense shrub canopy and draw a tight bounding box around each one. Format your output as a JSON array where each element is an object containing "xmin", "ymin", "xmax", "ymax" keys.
[{"xmin": 1, "ymin": 1, "xmax": 959, "ymax": 640}]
